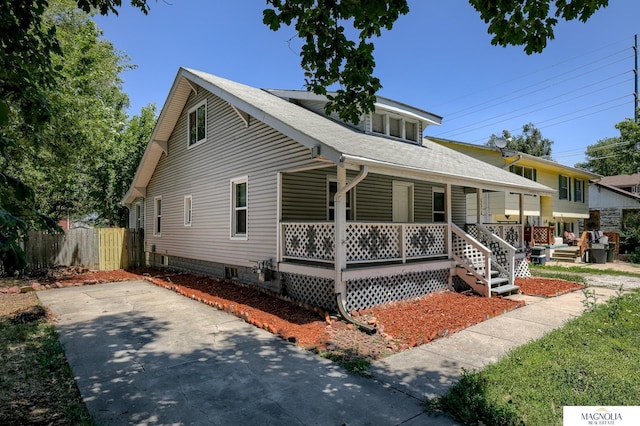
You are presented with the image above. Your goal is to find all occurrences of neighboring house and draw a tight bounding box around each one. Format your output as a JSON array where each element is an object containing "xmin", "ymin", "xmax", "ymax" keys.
[
  {"xmin": 122, "ymin": 68, "xmax": 555, "ymax": 319},
  {"xmin": 588, "ymin": 176, "xmax": 640, "ymax": 232},
  {"xmin": 429, "ymin": 138, "xmax": 599, "ymax": 244}
]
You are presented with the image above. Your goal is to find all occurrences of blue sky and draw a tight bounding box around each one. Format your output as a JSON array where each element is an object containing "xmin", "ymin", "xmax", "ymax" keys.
[{"xmin": 95, "ymin": 1, "xmax": 640, "ymax": 167}]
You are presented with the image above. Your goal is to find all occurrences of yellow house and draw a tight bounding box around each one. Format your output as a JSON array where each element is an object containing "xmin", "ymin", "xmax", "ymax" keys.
[{"xmin": 429, "ymin": 138, "xmax": 600, "ymax": 242}]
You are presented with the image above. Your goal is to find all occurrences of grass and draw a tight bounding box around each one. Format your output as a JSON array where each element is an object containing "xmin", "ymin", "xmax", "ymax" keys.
[
  {"xmin": 433, "ymin": 288, "xmax": 640, "ymax": 426},
  {"xmin": 0, "ymin": 306, "xmax": 93, "ymax": 425},
  {"xmin": 530, "ymin": 263, "xmax": 640, "ymax": 278}
]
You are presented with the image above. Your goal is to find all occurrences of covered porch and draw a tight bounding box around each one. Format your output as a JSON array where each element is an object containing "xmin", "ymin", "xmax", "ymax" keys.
[{"xmin": 275, "ymin": 162, "xmax": 543, "ymax": 314}]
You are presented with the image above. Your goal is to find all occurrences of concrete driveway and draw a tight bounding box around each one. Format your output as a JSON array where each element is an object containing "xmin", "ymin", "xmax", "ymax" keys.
[{"xmin": 38, "ymin": 280, "xmax": 456, "ymax": 425}]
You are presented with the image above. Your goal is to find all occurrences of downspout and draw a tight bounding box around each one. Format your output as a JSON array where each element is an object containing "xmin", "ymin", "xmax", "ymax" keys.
[
  {"xmin": 334, "ymin": 164, "xmax": 376, "ymax": 334},
  {"xmin": 502, "ymin": 154, "xmax": 522, "ymax": 170}
]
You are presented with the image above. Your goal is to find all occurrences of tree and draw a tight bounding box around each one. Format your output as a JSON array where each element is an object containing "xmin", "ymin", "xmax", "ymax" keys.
[
  {"xmin": 575, "ymin": 112, "xmax": 640, "ymax": 175},
  {"xmin": 487, "ymin": 122, "xmax": 553, "ymax": 157},
  {"xmin": 0, "ymin": 0, "xmax": 149, "ymax": 274},
  {"xmin": 263, "ymin": 0, "xmax": 610, "ymax": 123}
]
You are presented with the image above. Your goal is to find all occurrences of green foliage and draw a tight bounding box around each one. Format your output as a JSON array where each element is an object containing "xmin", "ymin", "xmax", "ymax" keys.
[
  {"xmin": 437, "ymin": 289, "xmax": 640, "ymax": 425},
  {"xmin": 264, "ymin": 1, "xmax": 610, "ymax": 123},
  {"xmin": 575, "ymin": 111, "xmax": 640, "ymax": 174},
  {"xmin": 263, "ymin": 0, "xmax": 409, "ymax": 124},
  {"xmin": 468, "ymin": 0, "xmax": 609, "ymax": 54},
  {"xmin": 0, "ymin": 0, "xmax": 150, "ymax": 273},
  {"xmin": 487, "ymin": 122, "xmax": 553, "ymax": 157}
]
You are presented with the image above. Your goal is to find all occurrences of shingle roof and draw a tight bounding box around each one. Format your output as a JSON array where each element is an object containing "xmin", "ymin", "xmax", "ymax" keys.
[
  {"xmin": 598, "ymin": 173, "xmax": 640, "ymax": 187},
  {"xmin": 124, "ymin": 68, "xmax": 555, "ymax": 204}
]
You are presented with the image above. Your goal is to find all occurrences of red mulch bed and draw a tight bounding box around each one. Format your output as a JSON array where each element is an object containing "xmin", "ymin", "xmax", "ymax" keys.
[
  {"xmin": 515, "ymin": 277, "xmax": 584, "ymax": 297},
  {"xmin": 20, "ymin": 267, "xmax": 583, "ymax": 361}
]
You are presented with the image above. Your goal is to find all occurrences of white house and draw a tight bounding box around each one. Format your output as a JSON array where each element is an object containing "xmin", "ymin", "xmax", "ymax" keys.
[{"xmin": 122, "ymin": 68, "xmax": 555, "ymax": 320}]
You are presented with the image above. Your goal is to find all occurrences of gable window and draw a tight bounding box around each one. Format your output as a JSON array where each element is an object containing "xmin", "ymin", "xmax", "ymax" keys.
[
  {"xmin": 405, "ymin": 121, "xmax": 417, "ymax": 142},
  {"xmin": 188, "ymin": 101, "xmax": 207, "ymax": 147},
  {"xmin": 231, "ymin": 177, "xmax": 248, "ymax": 238},
  {"xmin": 135, "ymin": 202, "xmax": 144, "ymax": 229},
  {"xmin": 433, "ymin": 187, "xmax": 445, "ymax": 222},
  {"xmin": 372, "ymin": 113, "xmax": 386, "ymax": 134},
  {"xmin": 370, "ymin": 111, "xmax": 419, "ymax": 142},
  {"xmin": 389, "ymin": 117, "xmax": 401, "ymax": 138},
  {"xmin": 574, "ymin": 179, "xmax": 585, "ymax": 203},
  {"xmin": 559, "ymin": 175, "xmax": 571, "ymax": 200},
  {"xmin": 184, "ymin": 195, "xmax": 192, "ymax": 226},
  {"xmin": 510, "ymin": 165, "xmax": 537, "ymax": 181},
  {"xmin": 327, "ymin": 179, "xmax": 354, "ymax": 221},
  {"xmin": 153, "ymin": 196, "xmax": 162, "ymax": 236}
]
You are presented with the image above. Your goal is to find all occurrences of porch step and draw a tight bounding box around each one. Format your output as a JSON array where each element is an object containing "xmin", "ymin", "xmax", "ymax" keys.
[
  {"xmin": 550, "ymin": 247, "xmax": 580, "ymax": 262},
  {"xmin": 491, "ymin": 284, "xmax": 520, "ymax": 296},
  {"xmin": 486, "ymin": 277, "xmax": 509, "ymax": 287}
]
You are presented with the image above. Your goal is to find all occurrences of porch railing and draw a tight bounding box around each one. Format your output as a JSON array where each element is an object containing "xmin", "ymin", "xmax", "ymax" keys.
[
  {"xmin": 473, "ymin": 223, "xmax": 516, "ymax": 286},
  {"xmin": 467, "ymin": 223, "xmax": 524, "ymax": 249},
  {"xmin": 524, "ymin": 226, "xmax": 554, "ymax": 246},
  {"xmin": 451, "ymin": 224, "xmax": 492, "ymax": 297},
  {"xmin": 281, "ymin": 222, "xmax": 448, "ymax": 265}
]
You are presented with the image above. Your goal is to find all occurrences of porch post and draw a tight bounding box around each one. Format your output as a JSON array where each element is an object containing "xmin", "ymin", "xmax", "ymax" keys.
[
  {"xmin": 519, "ymin": 192, "xmax": 525, "ymax": 247},
  {"xmin": 446, "ymin": 182, "xmax": 452, "ymax": 254},
  {"xmin": 476, "ymin": 188, "xmax": 483, "ymax": 224},
  {"xmin": 334, "ymin": 165, "xmax": 347, "ymax": 295}
]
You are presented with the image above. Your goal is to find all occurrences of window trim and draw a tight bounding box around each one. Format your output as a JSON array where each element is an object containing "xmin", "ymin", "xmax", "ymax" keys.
[
  {"xmin": 509, "ymin": 164, "xmax": 537, "ymax": 181},
  {"xmin": 187, "ymin": 100, "xmax": 207, "ymax": 149},
  {"xmin": 230, "ymin": 177, "xmax": 248, "ymax": 240},
  {"xmin": 432, "ymin": 187, "xmax": 446, "ymax": 222},
  {"xmin": 327, "ymin": 177, "xmax": 356, "ymax": 221},
  {"xmin": 574, "ymin": 178, "xmax": 585, "ymax": 203},
  {"xmin": 559, "ymin": 175, "xmax": 571, "ymax": 200},
  {"xmin": 134, "ymin": 201, "xmax": 144, "ymax": 229},
  {"xmin": 153, "ymin": 196, "xmax": 162, "ymax": 236},
  {"xmin": 183, "ymin": 195, "xmax": 193, "ymax": 226}
]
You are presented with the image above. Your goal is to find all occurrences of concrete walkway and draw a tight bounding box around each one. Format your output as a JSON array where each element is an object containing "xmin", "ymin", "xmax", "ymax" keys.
[
  {"xmin": 38, "ymin": 278, "xmax": 629, "ymax": 425},
  {"xmin": 38, "ymin": 281, "xmax": 454, "ymax": 425}
]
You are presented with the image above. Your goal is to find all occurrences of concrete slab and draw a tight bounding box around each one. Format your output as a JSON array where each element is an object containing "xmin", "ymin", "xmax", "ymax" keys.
[{"xmin": 39, "ymin": 281, "xmax": 433, "ymax": 425}]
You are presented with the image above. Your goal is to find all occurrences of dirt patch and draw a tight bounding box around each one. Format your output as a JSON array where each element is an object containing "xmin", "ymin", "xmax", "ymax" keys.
[{"xmin": 2, "ymin": 268, "xmax": 585, "ymax": 362}]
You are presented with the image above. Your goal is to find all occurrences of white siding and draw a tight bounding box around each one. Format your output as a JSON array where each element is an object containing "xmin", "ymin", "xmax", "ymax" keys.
[{"xmin": 145, "ymin": 86, "xmax": 316, "ymax": 268}]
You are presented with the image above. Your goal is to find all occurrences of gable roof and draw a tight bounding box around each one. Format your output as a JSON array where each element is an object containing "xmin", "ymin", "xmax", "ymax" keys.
[
  {"xmin": 123, "ymin": 68, "xmax": 555, "ymax": 205},
  {"xmin": 598, "ymin": 173, "xmax": 640, "ymax": 188},
  {"xmin": 429, "ymin": 137, "xmax": 601, "ymax": 181},
  {"xmin": 266, "ymin": 89, "xmax": 443, "ymax": 127},
  {"xmin": 593, "ymin": 181, "xmax": 640, "ymax": 201}
]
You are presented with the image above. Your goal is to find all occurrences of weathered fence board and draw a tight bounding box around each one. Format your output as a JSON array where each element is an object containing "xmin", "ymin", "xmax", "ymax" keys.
[{"xmin": 22, "ymin": 228, "xmax": 143, "ymax": 272}]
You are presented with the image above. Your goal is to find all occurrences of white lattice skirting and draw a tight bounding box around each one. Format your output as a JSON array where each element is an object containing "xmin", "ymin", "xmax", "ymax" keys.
[{"xmin": 282, "ymin": 269, "xmax": 450, "ymax": 312}]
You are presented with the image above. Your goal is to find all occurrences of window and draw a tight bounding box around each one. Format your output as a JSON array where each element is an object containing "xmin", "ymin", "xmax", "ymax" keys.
[
  {"xmin": 372, "ymin": 113, "xmax": 385, "ymax": 134},
  {"xmin": 370, "ymin": 111, "xmax": 419, "ymax": 142},
  {"xmin": 184, "ymin": 195, "xmax": 192, "ymax": 226},
  {"xmin": 188, "ymin": 101, "xmax": 207, "ymax": 147},
  {"xmin": 153, "ymin": 196, "xmax": 162, "ymax": 236},
  {"xmin": 327, "ymin": 179, "xmax": 354, "ymax": 221},
  {"xmin": 231, "ymin": 178, "xmax": 247, "ymax": 238},
  {"xmin": 433, "ymin": 187, "xmax": 445, "ymax": 222},
  {"xmin": 135, "ymin": 202, "xmax": 144, "ymax": 229},
  {"xmin": 405, "ymin": 121, "xmax": 417, "ymax": 142},
  {"xmin": 510, "ymin": 165, "xmax": 537, "ymax": 181},
  {"xmin": 559, "ymin": 175, "xmax": 571, "ymax": 200},
  {"xmin": 389, "ymin": 117, "xmax": 401, "ymax": 138},
  {"xmin": 574, "ymin": 179, "xmax": 585, "ymax": 203}
]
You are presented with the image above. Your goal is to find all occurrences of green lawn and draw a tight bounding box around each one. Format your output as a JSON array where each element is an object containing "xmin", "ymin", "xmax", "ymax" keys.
[{"xmin": 434, "ymin": 288, "xmax": 640, "ymax": 426}]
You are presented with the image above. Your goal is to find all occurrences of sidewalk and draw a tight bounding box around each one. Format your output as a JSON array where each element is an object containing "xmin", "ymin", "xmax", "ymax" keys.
[{"xmin": 370, "ymin": 285, "xmax": 621, "ymax": 400}]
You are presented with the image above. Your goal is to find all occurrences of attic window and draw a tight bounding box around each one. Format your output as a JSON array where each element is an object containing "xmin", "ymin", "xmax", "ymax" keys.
[
  {"xmin": 188, "ymin": 101, "xmax": 207, "ymax": 147},
  {"xmin": 372, "ymin": 113, "xmax": 385, "ymax": 134},
  {"xmin": 371, "ymin": 111, "xmax": 419, "ymax": 142}
]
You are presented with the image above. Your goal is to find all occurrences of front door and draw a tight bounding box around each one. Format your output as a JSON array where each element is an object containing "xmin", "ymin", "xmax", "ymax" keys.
[{"xmin": 392, "ymin": 181, "xmax": 413, "ymax": 222}]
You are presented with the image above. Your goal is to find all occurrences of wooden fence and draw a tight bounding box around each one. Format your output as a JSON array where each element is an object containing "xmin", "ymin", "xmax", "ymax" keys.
[{"xmin": 23, "ymin": 228, "xmax": 144, "ymax": 271}]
